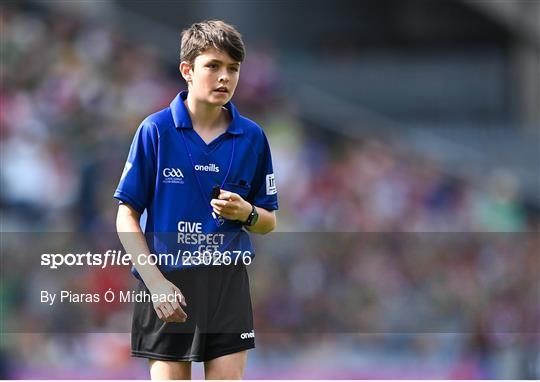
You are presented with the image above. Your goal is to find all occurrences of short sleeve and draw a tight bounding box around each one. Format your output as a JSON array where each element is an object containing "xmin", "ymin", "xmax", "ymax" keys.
[
  {"xmin": 114, "ymin": 120, "xmax": 158, "ymax": 213},
  {"xmin": 248, "ymin": 131, "xmax": 279, "ymax": 211}
]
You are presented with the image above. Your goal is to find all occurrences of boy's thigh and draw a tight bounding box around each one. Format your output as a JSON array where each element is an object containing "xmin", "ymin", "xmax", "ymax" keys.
[
  {"xmin": 203, "ymin": 264, "xmax": 255, "ymax": 360},
  {"xmin": 132, "ymin": 264, "xmax": 255, "ymax": 362},
  {"xmin": 131, "ymin": 267, "xmax": 210, "ymax": 361},
  {"xmin": 206, "ymin": 264, "xmax": 254, "ymax": 334}
]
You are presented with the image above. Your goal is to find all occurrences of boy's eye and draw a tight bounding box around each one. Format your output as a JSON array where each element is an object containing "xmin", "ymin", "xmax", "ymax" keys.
[
  {"xmin": 207, "ymin": 63, "xmax": 218, "ymax": 69},
  {"xmin": 230, "ymin": 67, "xmax": 239, "ymax": 72}
]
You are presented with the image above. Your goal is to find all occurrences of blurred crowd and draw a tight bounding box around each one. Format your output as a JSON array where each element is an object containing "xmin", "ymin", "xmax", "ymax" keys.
[
  {"xmin": 1, "ymin": 2, "xmax": 538, "ymax": 379},
  {"xmin": 1, "ymin": 3, "xmax": 179, "ymax": 233},
  {"xmin": 270, "ymin": 128, "xmax": 533, "ymax": 233}
]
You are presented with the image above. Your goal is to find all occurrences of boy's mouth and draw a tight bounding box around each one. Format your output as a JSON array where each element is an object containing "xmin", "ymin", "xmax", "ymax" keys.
[{"xmin": 214, "ymin": 86, "xmax": 229, "ymax": 93}]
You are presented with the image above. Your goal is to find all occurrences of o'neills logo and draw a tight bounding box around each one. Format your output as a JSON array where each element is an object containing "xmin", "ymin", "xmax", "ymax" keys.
[
  {"xmin": 195, "ymin": 163, "xmax": 220, "ymax": 173},
  {"xmin": 240, "ymin": 330, "xmax": 255, "ymax": 339}
]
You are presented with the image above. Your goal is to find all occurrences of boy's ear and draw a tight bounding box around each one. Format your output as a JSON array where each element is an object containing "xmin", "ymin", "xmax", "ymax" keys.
[{"xmin": 179, "ymin": 61, "xmax": 193, "ymax": 82}]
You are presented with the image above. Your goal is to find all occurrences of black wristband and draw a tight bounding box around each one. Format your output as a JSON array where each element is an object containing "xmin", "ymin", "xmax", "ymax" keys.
[{"xmin": 243, "ymin": 204, "xmax": 259, "ymax": 226}]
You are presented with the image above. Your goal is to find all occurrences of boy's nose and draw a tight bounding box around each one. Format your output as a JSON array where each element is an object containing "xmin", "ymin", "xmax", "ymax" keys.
[{"xmin": 218, "ymin": 74, "xmax": 229, "ymax": 83}]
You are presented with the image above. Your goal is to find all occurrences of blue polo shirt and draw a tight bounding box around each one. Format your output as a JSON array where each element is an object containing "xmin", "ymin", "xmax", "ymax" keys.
[{"xmin": 114, "ymin": 91, "xmax": 278, "ymax": 276}]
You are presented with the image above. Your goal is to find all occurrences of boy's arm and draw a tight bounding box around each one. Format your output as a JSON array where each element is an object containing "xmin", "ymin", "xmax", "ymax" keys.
[{"xmin": 116, "ymin": 203, "xmax": 188, "ymax": 322}]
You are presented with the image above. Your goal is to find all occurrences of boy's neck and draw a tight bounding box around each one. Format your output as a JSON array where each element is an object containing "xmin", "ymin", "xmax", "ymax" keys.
[{"xmin": 184, "ymin": 93, "xmax": 226, "ymax": 132}]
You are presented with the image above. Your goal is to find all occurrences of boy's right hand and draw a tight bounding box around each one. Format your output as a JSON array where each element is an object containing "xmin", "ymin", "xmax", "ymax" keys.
[{"xmin": 147, "ymin": 278, "xmax": 188, "ymax": 323}]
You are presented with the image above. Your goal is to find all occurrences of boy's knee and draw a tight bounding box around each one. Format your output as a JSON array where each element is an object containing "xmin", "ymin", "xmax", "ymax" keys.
[
  {"xmin": 205, "ymin": 368, "xmax": 244, "ymax": 380},
  {"xmin": 149, "ymin": 359, "xmax": 191, "ymax": 380},
  {"xmin": 204, "ymin": 352, "xmax": 247, "ymax": 380}
]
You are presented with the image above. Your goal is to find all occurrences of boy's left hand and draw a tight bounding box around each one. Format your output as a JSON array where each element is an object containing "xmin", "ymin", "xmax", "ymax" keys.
[{"xmin": 210, "ymin": 190, "xmax": 252, "ymax": 223}]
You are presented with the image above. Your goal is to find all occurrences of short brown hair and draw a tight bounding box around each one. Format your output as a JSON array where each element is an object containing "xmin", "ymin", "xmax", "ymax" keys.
[{"xmin": 180, "ymin": 20, "xmax": 245, "ymax": 65}]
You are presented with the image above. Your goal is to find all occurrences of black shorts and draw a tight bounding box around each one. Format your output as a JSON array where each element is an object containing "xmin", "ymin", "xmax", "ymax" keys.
[{"xmin": 131, "ymin": 264, "xmax": 255, "ymax": 362}]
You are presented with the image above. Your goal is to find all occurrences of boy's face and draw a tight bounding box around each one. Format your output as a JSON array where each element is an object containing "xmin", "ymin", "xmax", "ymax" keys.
[{"xmin": 181, "ymin": 47, "xmax": 240, "ymax": 106}]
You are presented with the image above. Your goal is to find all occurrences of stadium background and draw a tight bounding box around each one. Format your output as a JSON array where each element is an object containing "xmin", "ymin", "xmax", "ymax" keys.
[{"xmin": 1, "ymin": 0, "xmax": 539, "ymax": 379}]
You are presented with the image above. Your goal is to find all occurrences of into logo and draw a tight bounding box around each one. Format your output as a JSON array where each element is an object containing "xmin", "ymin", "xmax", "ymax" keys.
[
  {"xmin": 162, "ymin": 168, "xmax": 184, "ymax": 184},
  {"xmin": 266, "ymin": 173, "xmax": 277, "ymax": 195},
  {"xmin": 195, "ymin": 163, "xmax": 220, "ymax": 173},
  {"xmin": 240, "ymin": 330, "xmax": 255, "ymax": 339}
]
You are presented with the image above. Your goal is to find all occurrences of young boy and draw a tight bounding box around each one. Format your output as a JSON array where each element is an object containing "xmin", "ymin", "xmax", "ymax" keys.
[{"xmin": 114, "ymin": 20, "xmax": 278, "ymax": 379}]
